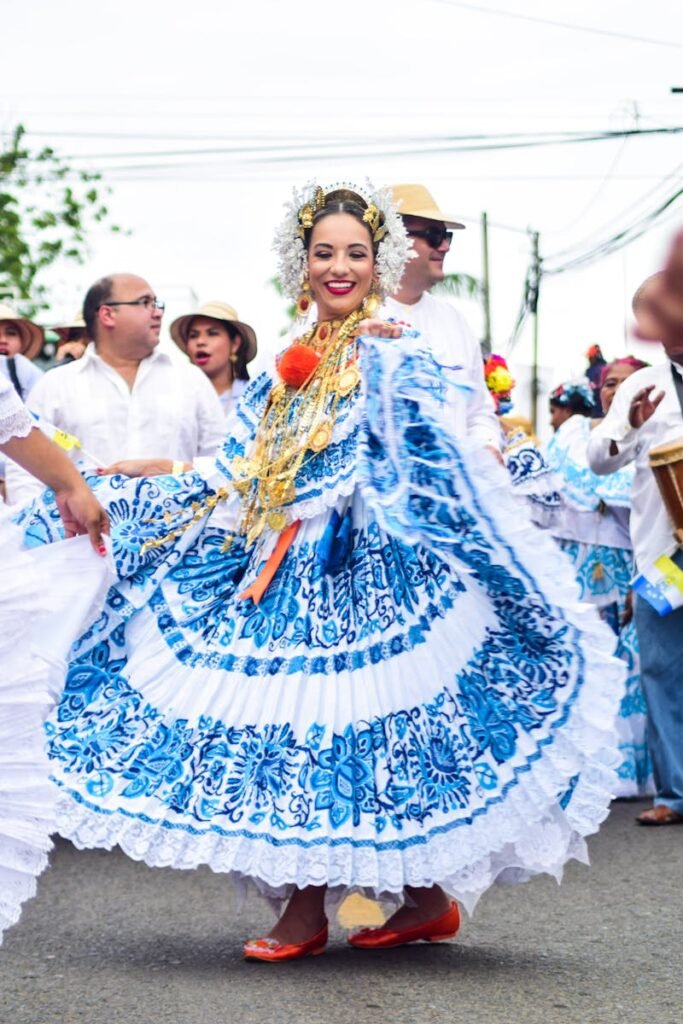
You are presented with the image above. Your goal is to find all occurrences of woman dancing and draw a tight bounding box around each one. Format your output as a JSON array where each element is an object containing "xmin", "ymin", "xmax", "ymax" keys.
[{"xmin": 14, "ymin": 181, "xmax": 623, "ymax": 961}]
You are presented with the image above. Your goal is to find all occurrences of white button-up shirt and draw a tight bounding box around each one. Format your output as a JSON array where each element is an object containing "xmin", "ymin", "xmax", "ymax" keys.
[
  {"xmin": 382, "ymin": 292, "xmax": 500, "ymax": 447},
  {"xmin": 587, "ymin": 360, "xmax": 683, "ymax": 570},
  {"xmin": 5, "ymin": 343, "xmax": 225, "ymax": 505}
]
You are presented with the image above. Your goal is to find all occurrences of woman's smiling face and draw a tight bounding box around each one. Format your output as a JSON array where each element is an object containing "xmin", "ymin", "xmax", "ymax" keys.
[{"xmin": 307, "ymin": 212, "xmax": 375, "ymax": 322}]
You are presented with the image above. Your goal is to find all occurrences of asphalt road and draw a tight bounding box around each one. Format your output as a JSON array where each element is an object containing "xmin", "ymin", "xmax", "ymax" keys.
[{"xmin": 1, "ymin": 799, "xmax": 681, "ymax": 1024}]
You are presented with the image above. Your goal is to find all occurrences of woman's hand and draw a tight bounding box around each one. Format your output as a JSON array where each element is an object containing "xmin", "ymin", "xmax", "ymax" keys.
[
  {"xmin": 97, "ymin": 458, "xmax": 183, "ymax": 478},
  {"xmin": 357, "ymin": 318, "xmax": 402, "ymax": 338},
  {"xmin": 54, "ymin": 481, "xmax": 110, "ymax": 555},
  {"xmin": 628, "ymin": 386, "xmax": 665, "ymax": 429}
]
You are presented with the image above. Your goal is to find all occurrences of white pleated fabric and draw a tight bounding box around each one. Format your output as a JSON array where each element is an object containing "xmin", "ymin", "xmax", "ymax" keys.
[{"xmin": 0, "ymin": 527, "xmax": 112, "ymax": 942}]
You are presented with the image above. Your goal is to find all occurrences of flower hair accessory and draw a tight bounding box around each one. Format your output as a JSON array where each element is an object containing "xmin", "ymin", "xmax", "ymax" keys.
[
  {"xmin": 484, "ymin": 354, "xmax": 515, "ymax": 394},
  {"xmin": 550, "ymin": 378, "xmax": 595, "ymax": 409},
  {"xmin": 272, "ymin": 179, "xmax": 412, "ymax": 305}
]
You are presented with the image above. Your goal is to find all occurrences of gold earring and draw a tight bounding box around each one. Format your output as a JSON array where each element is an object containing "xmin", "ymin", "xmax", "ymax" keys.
[
  {"xmin": 362, "ymin": 291, "xmax": 380, "ymax": 318},
  {"xmin": 229, "ymin": 352, "xmax": 238, "ymax": 364},
  {"xmin": 296, "ymin": 280, "xmax": 313, "ymax": 318}
]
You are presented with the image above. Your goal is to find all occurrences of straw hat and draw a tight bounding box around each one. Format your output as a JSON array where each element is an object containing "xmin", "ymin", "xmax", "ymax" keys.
[
  {"xmin": 52, "ymin": 311, "xmax": 87, "ymax": 337},
  {"xmin": 170, "ymin": 301, "xmax": 257, "ymax": 362},
  {"xmin": 0, "ymin": 302, "xmax": 45, "ymax": 360},
  {"xmin": 389, "ymin": 184, "xmax": 465, "ymax": 229}
]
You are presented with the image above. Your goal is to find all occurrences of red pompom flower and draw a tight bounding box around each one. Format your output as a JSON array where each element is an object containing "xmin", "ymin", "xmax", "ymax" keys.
[{"xmin": 277, "ymin": 344, "xmax": 321, "ymax": 388}]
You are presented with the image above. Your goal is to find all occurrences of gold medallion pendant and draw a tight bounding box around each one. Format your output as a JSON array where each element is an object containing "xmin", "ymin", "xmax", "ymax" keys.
[
  {"xmin": 337, "ymin": 364, "xmax": 361, "ymax": 397},
  {"xmin": 309, "ymin": 421, "xmax": 332, "ymax": 453},
  {"xmin": 266, "ymin": 510, "xmax": 288, "ymax": 532}
]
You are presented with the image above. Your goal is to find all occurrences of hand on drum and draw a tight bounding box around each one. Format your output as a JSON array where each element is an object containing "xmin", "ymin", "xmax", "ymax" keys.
[{"xmin": 628, "ymin": 385, "xmax": 665, "ymax": 429}]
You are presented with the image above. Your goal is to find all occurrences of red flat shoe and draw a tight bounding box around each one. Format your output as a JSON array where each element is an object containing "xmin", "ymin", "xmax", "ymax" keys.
[
  {"xmin": 347, "ymin": 900, "xmax": 460, "ymax": 949},
  {"xmin": 243, "ymin": 922, "xmax": 328, "ymax": 962}
]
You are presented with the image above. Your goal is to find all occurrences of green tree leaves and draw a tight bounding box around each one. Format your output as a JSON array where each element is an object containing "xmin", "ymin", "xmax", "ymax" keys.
[{"xmin": 0, "ymin": 124, "xmax": 123, "ymax": 315}]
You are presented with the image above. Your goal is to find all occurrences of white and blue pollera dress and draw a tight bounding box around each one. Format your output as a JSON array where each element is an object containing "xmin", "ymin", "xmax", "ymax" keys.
[
  {"xmin": 546, "ymin": 414, "xmax": 653, "ymax": 799},
  {"xmin": 15, "ymin": 332, "xmax": 625, "ymax": 914}
]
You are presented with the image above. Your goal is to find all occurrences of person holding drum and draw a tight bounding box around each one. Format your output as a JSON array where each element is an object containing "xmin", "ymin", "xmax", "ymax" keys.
[{"xmin": 588, "ymin": 242, "xmax": 683, "ymax": 826}]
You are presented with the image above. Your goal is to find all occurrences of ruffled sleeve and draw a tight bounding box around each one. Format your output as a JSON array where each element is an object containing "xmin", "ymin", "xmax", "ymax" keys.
[{"xmin": 0, "ymin": 375, "xmax": 35, "ymax": 446}]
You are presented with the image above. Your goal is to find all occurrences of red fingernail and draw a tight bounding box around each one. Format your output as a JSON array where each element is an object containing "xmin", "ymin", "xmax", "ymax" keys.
[{"xmin": 96, "ymin": 468, "xmax": 104, "ymax": 475}]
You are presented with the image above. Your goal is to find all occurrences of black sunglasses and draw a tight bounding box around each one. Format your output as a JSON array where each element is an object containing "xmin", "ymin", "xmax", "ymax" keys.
[{"xmin": 406, "ymin": 226, "xmax": 453, "ymax": 249}]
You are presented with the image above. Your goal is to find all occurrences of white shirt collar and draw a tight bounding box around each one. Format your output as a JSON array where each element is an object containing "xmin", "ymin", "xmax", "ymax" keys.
[{"xmin": 76, "ymin": 342, "xmax": 172, "ymax": 372}]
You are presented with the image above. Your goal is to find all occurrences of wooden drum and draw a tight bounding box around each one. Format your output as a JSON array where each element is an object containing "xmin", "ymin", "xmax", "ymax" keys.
[{"xmin": 648, "ymin": 439, "xmax": 683, "ymax": 545}]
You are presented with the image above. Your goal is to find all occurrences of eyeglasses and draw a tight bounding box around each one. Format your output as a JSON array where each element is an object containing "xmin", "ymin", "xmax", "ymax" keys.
[
  {"xmin": 101, "ymin": 296, "xmax": 165, "ymax": 312},
  {"xmin": 406, "ymin": 226, "xmax": 453, "ymax": 249}
]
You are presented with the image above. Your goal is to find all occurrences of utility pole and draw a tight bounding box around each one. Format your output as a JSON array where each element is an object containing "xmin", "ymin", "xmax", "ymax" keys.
[
  {"xmin": 481, "ymin": 211, "xmax": 492, "ymax": 354},
  {"xmin": 528, "ymin": 230, "xmax": 541, "ymax": 432}
]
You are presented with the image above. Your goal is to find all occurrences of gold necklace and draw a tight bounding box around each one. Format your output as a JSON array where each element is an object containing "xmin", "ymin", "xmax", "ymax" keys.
[
  {"xmin": 139, "ymin": 309, "xmax": 365, "ymax": 557},
  {"xmin": 232, "ymin": 308, "xmax": 364, "ymax": 544}
]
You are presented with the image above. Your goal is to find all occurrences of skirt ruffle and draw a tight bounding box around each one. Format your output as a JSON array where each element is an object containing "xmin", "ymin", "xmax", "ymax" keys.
[
  {"xmin": 0, "ymin": 525, "xmax": 113, "ymax": 942},
  {"xmin": 0, "ymin": 525, "xmax": 55, "ymax": 942}
]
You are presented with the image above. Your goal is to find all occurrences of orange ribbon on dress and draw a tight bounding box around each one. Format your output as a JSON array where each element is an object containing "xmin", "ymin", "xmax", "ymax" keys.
[{"xmin": 238, "ymin": 520, "xmax": 301, "ymax": 605}]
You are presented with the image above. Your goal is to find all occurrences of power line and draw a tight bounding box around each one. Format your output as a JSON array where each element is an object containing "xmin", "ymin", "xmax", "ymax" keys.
[
  {"xmin": 43, "ymin": 125, "xmax": 683, "ymax": 169},
  {"xmin": 430, "ymin": 1, "xmax": 683, "ymax": 49},
  {"xmin": 545, "ymin": 163, "xmax": 683, "ymax": 256},
  {"xmin": 545, "ymin": 193, "xmax": 683, "ymax": 275}
]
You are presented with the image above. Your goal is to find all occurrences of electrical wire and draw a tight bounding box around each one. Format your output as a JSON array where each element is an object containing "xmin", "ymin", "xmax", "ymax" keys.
[
  {"xmin": 544, "ymin": 187, "xmax": 683, "ymax": 274},
  {"xmin": 430, "ymin": 1, "xmax": 683, "ymax": 49}
]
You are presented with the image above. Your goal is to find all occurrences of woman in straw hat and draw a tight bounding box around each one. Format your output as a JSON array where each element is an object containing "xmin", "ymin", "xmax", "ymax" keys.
[
  {"xmin": 0, "ymin": 369, "xmax": 108, "ymax": 944},
  {"xmin": 170, "ymin": 302, "xmax": 257, "ymax": 420},
  {"xmin": 51, "ymin": 312, "xmax": 89, "ymax": 364},
  {"xmin": 12, "ymin": 180, "xmax": 624, "ymax": 961},
  {"xmin": 0, "ymin": 303, "xmax": 45, "ymax": 400}
]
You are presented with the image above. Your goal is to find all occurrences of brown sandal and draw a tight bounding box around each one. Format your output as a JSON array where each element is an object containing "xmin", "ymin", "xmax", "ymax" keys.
[{"xmin": 636, "ymin": 805, "xmax": 683, "ymax": 826}]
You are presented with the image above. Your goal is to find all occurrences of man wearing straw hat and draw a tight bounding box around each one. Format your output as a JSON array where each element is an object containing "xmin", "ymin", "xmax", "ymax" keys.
[
  {"xmin": 382, "ymin": 184, "xmax": 500, "ymax": 452},
  {"xmin": 5, "ymin": 273, "xmax": 224, "ymax": 505}
]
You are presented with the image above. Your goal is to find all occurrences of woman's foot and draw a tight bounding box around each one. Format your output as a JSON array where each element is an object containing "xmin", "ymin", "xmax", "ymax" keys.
[
  {"xmin": 347, "ymin": 886, "xmax": 460, "ymax": 949},
  {"xmin": 243, "ymin": 922, "xmax": 328, "ymax": 962},
  {"xmin": 379, "ymin": 886, "xmax": 452, "ymax": 932},
  {"xmin": 243, "ymin": 885, "xmax": 328, "ymax": 961}
]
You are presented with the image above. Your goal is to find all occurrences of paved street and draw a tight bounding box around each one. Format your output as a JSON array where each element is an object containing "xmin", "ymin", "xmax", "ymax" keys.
[{"xmin": 1, "ymin": 799, "xmax": 681, "ymax": 1024}]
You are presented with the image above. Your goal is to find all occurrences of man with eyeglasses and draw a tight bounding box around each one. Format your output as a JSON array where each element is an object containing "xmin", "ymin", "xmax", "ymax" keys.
[
  {"xmin": 383, "ymin": 184, "xmax": 500, "ymax": 456},
  {"xmin": 5, "ymin": 274, "xmax": 224, "ymax": 505}
]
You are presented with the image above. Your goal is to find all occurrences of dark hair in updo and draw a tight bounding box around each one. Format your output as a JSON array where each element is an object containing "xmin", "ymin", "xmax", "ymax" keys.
[
  {"xmin": 549, "ymin": 382, "xmax": 594, "ymax": 417},
  {"xmin": 303, "ymin": 190, "xmax": 377, "ymax": 253}
]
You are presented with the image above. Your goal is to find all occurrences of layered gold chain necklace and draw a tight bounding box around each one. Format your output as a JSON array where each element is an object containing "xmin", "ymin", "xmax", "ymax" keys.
[
  {"xmin": 232, "ymin": 308, "xmax": 365, "ymax": 545},
  {"xmin": 139, "ymin": 308, "xmax": 366, "ymax": 558}
]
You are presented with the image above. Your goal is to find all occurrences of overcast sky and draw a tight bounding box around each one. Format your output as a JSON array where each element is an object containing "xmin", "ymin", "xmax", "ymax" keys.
[{"xmin": 4, "ymin": 0, "xmax": 682, "ymax": 430}]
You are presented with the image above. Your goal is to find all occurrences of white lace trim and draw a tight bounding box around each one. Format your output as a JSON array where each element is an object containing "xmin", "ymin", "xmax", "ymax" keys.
[{"xmin": 0, "ymin": 402, "xmax": 35, "ymax": 445}]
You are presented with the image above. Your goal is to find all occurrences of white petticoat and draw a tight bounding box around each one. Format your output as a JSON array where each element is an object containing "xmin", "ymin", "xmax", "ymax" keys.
[{"xmin": 0, "ymin": 524, "xmax": 112, "ymax": 942}]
